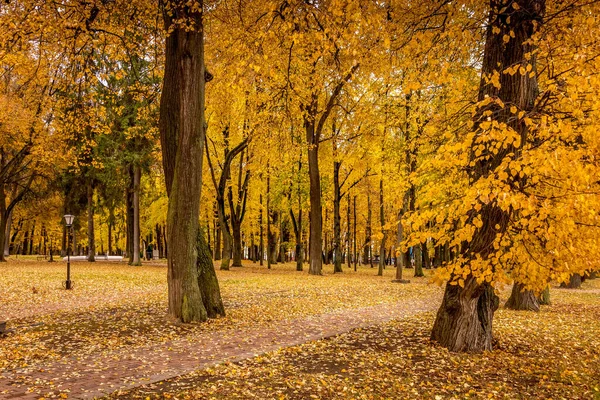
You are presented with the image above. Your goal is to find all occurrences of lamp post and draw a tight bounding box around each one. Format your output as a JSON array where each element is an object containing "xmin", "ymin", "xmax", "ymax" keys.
[{"xmin": 64, "ymin": 214, "xmax": 74, "ymax": 290}]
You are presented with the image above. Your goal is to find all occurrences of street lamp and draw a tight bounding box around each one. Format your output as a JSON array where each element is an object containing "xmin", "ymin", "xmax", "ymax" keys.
[{"xmin": 64, "ymin": 214, "xmax": 74, "ymax": 290}]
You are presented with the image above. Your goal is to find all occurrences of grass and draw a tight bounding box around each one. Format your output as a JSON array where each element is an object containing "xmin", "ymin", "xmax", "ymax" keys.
[
  {"xmin": 1, "ymin": 259, "xmax": 599, "ymax": 399},
  {"xmin": 0, "ymin": 258, "xmax": 438, "ymax": 372},
  {"xmin": 112, "ymin": 279, "xmax": 600, "ymax": 400}
]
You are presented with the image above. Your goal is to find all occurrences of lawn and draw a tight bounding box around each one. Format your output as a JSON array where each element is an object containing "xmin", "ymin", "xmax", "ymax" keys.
[
  {"xmin": 1, "ymin": 259, "xmax": 599, "ymax": 399},
  {"xmin": 0, "ymin": 258, "xmax": 438, "ymax": 373}
]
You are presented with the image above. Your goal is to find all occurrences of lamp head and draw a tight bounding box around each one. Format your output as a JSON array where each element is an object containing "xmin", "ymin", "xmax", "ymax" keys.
[{"xmin": 63, "ymin": 214, "xmax": 75, "ymax": 227}]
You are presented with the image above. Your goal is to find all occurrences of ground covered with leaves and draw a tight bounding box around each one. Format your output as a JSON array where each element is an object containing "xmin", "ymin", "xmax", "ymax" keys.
[
  {"xmin": 0, "ymin": 259, "xmax": 436, "ymax": 374},
  {"xmin": 110, "ymin": 281, "xmax": 600, "ymax": 400},
  {"xmin": 2, "ymin": 260, "xmax": 599, "ymax": 399}
]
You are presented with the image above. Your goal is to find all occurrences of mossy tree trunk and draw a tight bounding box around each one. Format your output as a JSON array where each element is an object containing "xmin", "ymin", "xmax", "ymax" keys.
[
  {"xmin": 159, "ymin": 0, "xmax": 223, "ymax": 323},
  {"xmin": 538, "ymin": 286, "xmax": 550, "ymax": 305}
]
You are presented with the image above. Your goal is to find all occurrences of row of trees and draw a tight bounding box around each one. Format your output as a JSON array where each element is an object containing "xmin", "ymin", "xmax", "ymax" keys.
[{"xmin": 2, "ymin": 0, "xmax": 599, "ymax": 352}]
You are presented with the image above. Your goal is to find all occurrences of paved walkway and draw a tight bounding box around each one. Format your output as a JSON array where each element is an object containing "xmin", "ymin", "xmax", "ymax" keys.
[{"xmin": 0, "ymin": 296, "xmax": 440, "ymax": 400}]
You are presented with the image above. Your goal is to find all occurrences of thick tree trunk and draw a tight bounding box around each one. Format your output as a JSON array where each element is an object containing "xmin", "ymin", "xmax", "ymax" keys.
[
  {"xmin": 87, "ymin": 183, "xmax": 96, "ymax": 262},
  {"xmin": 159, "ymin": 0, "xmax": 214, "ymax": 323},
  {"xmin": 431, "ymin": 0, "xmax": 545, "ymax": 352},
  {"xmin": 307, "ymin": 131, "xmax": 322, "ymax": 275},
  {"xmin": 505, "ymin": 283, "xmax": 540, "ymax": 311},
  {"xmin": 432, "ymin": 278, "xmax": 499, "ymax": 352}
]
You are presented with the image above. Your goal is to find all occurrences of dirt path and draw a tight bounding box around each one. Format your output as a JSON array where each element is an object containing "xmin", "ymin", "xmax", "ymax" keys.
[{"xmin": 0, "ymin": 296, "xmax": 440, "ymax": 400}]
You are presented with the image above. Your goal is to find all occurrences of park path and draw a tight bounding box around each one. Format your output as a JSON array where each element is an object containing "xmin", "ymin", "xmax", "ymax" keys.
[{"xmin": 0, "ymin": 296, "xmax": 440, "ymax": 400}]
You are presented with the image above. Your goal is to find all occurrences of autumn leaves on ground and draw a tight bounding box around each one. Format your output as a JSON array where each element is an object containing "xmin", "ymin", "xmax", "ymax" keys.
[{"xmin": 1, "ymin": 260, "xmax": 599, "ymax": 399}]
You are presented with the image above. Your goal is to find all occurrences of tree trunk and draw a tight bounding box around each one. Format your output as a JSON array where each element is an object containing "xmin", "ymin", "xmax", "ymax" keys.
[
  {"xmin": 307, "ymin": 130, "xmax": 322, "ymax": 275},
  {"xmin": 505, "ymin": 283, "xmax": 540, "ymax": 311},
  {"xmin": 132, "ymin": 165, "xmax": 141, "ymax": 265},
  {"xmin": 538, "ymin": 286, "xmax": 550, "ymax": 305},
  {"xmin": 2, "ymin": 207, "xmax": 12, "ymax": 259},
  {"xmin": 333, "ymin": 161, "xmax": 343, "ymax": 273},
  {"xmin": 219, "ymin": 209, "xmax": 232, "ymax": 270},
  {"xmin": 290, "ymin": 208, "xmax": 303, "ymax": 272},
  {"xmin": 422, "ymin": 241, "xmax": 430, "ymax": 268},
  {"xmin": 378, "ymin": 179, "xmax": 386, "ymax": 276},
  {"xmin": 196, "ymin": 228, "xmax": 225, "ymax": 318},
  {"xmin": 126, "ymin": 165, "xmax": 134, "ymax": 264},
  {"xmin": 560, "ymin": 274, "xmax": 582, "ymax": 289},
  {"xmin": 432, "ymin": 278, "xmax": 499, "ymax": 352},
  {"xmin": 159, "ymin": 0, "xmax": 214, "ymax": 323},
  {"xmin": 362, "ymin": 194, "xmax": 372, "ymax": 266},
  {"xmin": 346, "ymin": 195, "xmax": 351, "ymax": 269},
  {"xmin": 213, "ymin": 203, "xmax": 221, "ymax": 260},
  {"xmin": 108, "ymin": 207, "xmax": 115, "ymax": 256},
  {"xmin": 269, "ymin": 211, "xmax": 279, "ymax": 265},
  {"xmin": 259, "ymin": 193, "xmax": 264, "ymax": 266},
  {"xmin": 414, "ymin": 245, "xmax": 424, "ymax": 277},
  {"xmin": 231, "ymin": 219, "xmax": 243, "ymax": 267},
  {"xmin": 266, "ymin": 172, "xmax": 272, "ymax": 269},
  {"xmin": 353, "ymin": 195, "xmax": 357, "ymax": 272},
  {"xmin": 87, "ymin": 182, "xmax": 96, "ymax": 262},
  {"xmin": 431, "ymin": 0, "xmax": 545, "ymax": 352},
  {"xmin": 0, "ymin": 212, "xmax": 8, "ymax": 262}
]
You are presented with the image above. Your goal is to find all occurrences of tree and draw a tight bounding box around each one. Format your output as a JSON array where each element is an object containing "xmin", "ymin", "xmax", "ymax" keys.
[
  {"xmin": 430, "ymin": 0, "xmax": 545, "ymax": 352},
  {"xmin": 159, "ymin": 0, "xmax": 224, "ymax": 322}
]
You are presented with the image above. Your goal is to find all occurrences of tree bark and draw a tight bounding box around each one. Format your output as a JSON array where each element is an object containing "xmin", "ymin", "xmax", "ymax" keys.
[
  {"xmin": 353, "ymin": 195, "xmax": 357, "ymax": 272},
  {"xmin": 505, "ymin": 283, "xmax": 540, "ymax": 311},
  {"xmin": 126, "ymin": 164, "xmax": 134, "ymax": 264},
  {"xmin": 132, "ymin": 165, "xmax": 141, "ymax": 265},
  {"xmin": 213, "ymin": 203, "xmax": 221, "ymax": 260},
  {"xmin": 196, "ymin": 228, "xmax": 225, "ymax": 318},
  {"xmin": 346, "ymin": 195, "xmax": 351, "ymax": 269},
  {"xmin": 378, "ymin": 179, "xmax": 386, "ymax": 276},
  {"xmin": 333, "ymin": 161, "xmax": 343, "ymax": 273},
  {"xmin": 560, "ymin": 274, "xmax": 582, "ymax": 289},
  {"xmin": 307, "ymin": 121, "xmax": 322, "ymax": 275},
  {"xmin": 159, "ymin": 0, "xmax": 216, "ymax": 323},
  {"xmin": 431, "ymin": 278, "xmax": 499, "ymax": 352},
  {"xmin": 87, "ymin": 182, "xmax": 96, "ymax": 262},
  {"xmin": 267, "ymin": 170, "xmax": 272, "ymax": 269},
  {"xmin": 431, "ymin": 0, "xmax": 545, "ymax": 352},
  {"xmin": 414, "ymin": 244, "xmax": 424, "ymax": 277},
  {"xmin": 259, "ymin": 193, "xmax": 264, "ymax": 266},
  {"xmin": 538, "ymin": 286, "xmax": 551, "ymax": 305}
]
